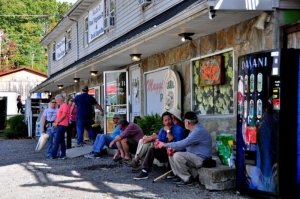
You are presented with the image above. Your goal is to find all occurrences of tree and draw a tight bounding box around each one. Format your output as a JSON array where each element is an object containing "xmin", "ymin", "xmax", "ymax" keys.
[{"xmin": 0, "ymin": 0, "xmax": 71, "ymax": 72}]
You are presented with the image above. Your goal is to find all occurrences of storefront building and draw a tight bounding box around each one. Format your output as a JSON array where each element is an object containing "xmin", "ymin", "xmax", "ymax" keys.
[{"xmin": 31, "ymin": 0, "xmax": 300, "ymax": 136}]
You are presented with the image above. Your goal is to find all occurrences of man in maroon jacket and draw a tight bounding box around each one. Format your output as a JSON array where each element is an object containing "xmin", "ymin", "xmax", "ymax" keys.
[{"xmin": 109, "ymin": 119, "xmax": 144, "ymax": 161}]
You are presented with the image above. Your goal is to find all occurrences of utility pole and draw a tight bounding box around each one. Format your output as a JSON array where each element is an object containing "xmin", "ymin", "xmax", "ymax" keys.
[
  {"xmin": 0, "ymin": 30, "xmax": 4, "ymax": 66},
  {"xmin": 31, "ymin": 53, "xmax": 35, "ymax": 68}
]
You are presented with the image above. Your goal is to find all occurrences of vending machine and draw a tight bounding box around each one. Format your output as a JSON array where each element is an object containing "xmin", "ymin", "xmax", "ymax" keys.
[{"xmin": 236, "ymin": 49, "xmax": 300, "ymax": 198}]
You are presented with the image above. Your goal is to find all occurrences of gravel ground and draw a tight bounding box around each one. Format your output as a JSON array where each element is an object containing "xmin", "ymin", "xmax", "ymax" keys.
[{"xmin": 0, "ymin": 138, "xmax": 259, "ymax": 199}]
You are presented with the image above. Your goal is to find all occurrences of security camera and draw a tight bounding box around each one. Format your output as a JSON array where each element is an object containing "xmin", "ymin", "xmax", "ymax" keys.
[{"xmin": 209, "ymin": 10, "xmax": 216, "ymax": 20}]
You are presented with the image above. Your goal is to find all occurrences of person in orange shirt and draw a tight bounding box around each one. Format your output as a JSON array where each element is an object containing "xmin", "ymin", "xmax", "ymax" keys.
[{"xmin": 49, "ymin": 95, "xmax": 70, "ymax": 159}]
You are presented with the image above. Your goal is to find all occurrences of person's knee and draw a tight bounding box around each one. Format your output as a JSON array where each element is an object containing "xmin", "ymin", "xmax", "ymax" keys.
[{"xmin": 173, "ymin": 152, "xmax": 185, "ymax": 162}]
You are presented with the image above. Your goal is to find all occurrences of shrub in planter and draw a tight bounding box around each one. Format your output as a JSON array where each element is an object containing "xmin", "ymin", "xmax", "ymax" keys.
[
  {"xmin": 136, "ymin": 113, "xmax": 162, "ymax": 136},
  {"xmin": 4, "ymin": 115, "xmax": 28, "ymax": 139}
]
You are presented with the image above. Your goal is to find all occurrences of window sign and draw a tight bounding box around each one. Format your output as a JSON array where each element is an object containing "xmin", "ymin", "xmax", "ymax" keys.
[
  {"xmin": 88, "ymin": 0, "xmax": 105, "ymax": 43},
  {"xmin": 163, "ymin": 69, "xmax": 181, "ymax": 111},
  {"xmin": 104, "ymin": 70, "xmax": 128, "ymax": 135},
  {"xmin": 144, "ymin": 67, "xmax": 169, "ymax": 116},
  {"xmin": 55, "ymin": 37, "xmax": 66, "ymax": 61}
]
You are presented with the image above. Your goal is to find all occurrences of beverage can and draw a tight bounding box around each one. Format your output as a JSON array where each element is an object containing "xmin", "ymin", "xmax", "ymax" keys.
[
  {"xmin": 155, "ymin": 139, "xmax": 160, "ymax": 147},
  {"xmin": 167, "ymin": 148, "xmax": 174, "ymax": 156}
]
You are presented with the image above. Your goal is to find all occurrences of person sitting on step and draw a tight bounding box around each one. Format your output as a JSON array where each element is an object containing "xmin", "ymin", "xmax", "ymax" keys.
[
  {"xmin": 84, "ymin": 114, "xmax": 122, "ymax": 159},
  {"xmin": 133, "ymin": 111, "xmax": 185, "ymax": 179}
]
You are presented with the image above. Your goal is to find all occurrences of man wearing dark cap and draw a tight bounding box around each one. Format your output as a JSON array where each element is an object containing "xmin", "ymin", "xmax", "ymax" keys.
[
  {"xmin": 157, "ymin": 111, "xmax": 212, "ymax": 186},
  {"xmin": 70, "ymin": 85, "xmax": 105, "ymax": 147}
]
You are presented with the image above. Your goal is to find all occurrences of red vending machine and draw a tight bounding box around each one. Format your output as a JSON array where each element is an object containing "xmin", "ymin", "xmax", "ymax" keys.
[{"xmin": 236, "ymin": 49, "xmax": 300, "ymax": 198}]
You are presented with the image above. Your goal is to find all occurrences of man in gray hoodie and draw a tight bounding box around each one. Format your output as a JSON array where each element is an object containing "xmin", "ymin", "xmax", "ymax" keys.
[{"xmin": 158, "ymin": 111, "xmax": 212, "ymax": 186}]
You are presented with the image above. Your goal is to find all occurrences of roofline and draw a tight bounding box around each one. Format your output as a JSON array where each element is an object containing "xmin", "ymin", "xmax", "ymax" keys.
[{"xmin": 0, "ymin": 66, "xmax": 48, "ymax": 78}]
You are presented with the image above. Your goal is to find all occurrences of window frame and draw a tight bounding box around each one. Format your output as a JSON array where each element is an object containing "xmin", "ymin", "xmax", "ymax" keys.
[
  {"xmin": 52, "ymin": 43, "xmax": 56, "ymax": 61},
  {"xmin": 84, "ymin": 15, "xmax": 89, "ymax": 48},
  {"xmin": 66, "ymin": 29, "xmax": 72, "ymax": 51}
]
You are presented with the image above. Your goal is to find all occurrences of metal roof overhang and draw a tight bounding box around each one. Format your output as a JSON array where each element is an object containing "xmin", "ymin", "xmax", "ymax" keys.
[{"xmin": 33, "ymin": 0, "xmax": 270, "ymax": 94}]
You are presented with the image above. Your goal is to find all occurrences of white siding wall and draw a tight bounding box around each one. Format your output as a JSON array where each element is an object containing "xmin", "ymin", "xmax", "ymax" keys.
[
  {"xmin": 0, "ymin": 71, "xmax": 46, "ymax": 102},
  {"xmin": 48, "ymin": 0, "xmax": 183, "ymax": 74}
]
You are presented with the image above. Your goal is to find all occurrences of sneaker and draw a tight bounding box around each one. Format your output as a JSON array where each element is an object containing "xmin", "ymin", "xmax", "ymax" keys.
[
  {"xmin": 134, "ymin": 171, "xmax": 148, "ymax": 180},
  {"xmin": 175, "ymin": 177, "xmax": 194, "ymax": 187},
  {"xmin": 59, "ymin": 156, "xmax": 67, "ymax": 160},
  {"xmin": 172, "ymin": 176, "xmax": 182, "ymax": 183},
  {"xmin": 93, "ymin": 152, "xmax": 102, "ymax": 158},
  {"xmin": 131, "ymin": 165, "xmax": 142, "ymax": 173},
  {"xmin": 167, "ymin": 171, "xmax": 176, "ymax": 179},
  {"xmin": 84, "ymin": 151, "xmax": 95, "ymax": 158}
]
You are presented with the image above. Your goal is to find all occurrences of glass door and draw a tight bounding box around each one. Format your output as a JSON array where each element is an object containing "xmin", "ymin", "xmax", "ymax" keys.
[{"xmin": 104, "ymin": 70, "xmax": 128, "ymax": 135}]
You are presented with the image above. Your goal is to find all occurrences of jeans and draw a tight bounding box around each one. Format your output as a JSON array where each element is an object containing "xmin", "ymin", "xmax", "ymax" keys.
[
  {"xmin": 92, "ymin": 134, "xmax": 117, "ymax": 153},
  {"xmin": 76, "ymin": 119, "xmax": 94, "ymax": 145},
  {"xmin": 46, "ymin": 127, "xmax": 56, "ymax": 157},
  {"xmin": 51, "ymin": 125, "xmax": 68, "ymax": 158}
]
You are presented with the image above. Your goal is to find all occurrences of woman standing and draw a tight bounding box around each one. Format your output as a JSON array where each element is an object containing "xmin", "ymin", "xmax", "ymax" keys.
[
  {"xmin": 67, "ymin": 98, "xmax": 77, "ymax": 149},
  {"xmin": 50, "ymin": 95, "xmax": 70, "ymax": 159},
  {"xmin": 16, "ymin": 95, "xmax": 22, "ymax": 114}
]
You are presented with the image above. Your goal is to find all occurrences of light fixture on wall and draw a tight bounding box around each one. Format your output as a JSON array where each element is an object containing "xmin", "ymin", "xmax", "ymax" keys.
[
  {"xmin": 73, "ymin": 78, "xmax": 80, "ymax": 83},
  {"xmin": 130, "ymin": 54, "xmax": 141, "ymax": 62},
  {"xmin": 58, "ymin": 85, "xmax": 64, "ymax": 89},
  {"xmin": 178, "ymin": 33, "xmax": 194, "ymax": 42},
  {"xmin": 44, "ymin": 91, "xmax": 49, "ymax": 95},
  {"xmin": 90, "ymin": 71, "xmax": 98, "ymax": 76},
  {"xmin": 253, "ymin": 12, "xmax": 268, "ymax": 30}
]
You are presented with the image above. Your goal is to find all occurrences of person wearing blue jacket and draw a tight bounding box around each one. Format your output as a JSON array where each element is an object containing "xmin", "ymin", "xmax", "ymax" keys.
[
  {"xmin": 158, "ymin": 111, "xmax": 212, "ymax": 186},
  {"xmin": 134, "ymin": 111, "xmax": 185, "ymax": 180}
]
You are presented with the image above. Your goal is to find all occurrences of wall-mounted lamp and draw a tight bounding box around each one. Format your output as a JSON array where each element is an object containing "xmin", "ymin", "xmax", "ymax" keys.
[
  {"xmin": 209, "ymin": 10, "xmax": 216, "ymax": 20},
  {"xmin": 178, "ymin": 33, "xmax": 194, "ymax": 42},
  {"xmin": 44, "ymin": 91, "xmax": 49, "ymax": 95},
  {"xmin": 90, "ymin": 71, "xmax": 98, "ymax": 76},
  {"xmin": 130, "ymin": 54, "xmax": 141, "ymax": 62},
  {"xmin": 58, "ymin": 85, "xmax": 64, "ymax": 89},
  {"xmin": 73, "ymin": 78, "xmax": 80, "ymax": 83}
]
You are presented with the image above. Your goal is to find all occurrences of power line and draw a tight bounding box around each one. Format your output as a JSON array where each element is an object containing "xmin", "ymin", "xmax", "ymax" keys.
[{"xmin": 0, "ymin": 14, "xmax": 53, "ymax": 17}]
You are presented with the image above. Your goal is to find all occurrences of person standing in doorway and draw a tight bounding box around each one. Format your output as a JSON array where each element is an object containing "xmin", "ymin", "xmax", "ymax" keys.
[
  {"xmin": 17, "ymin": 95, "xmax": 22, "ymax": 114},
  {"xmin": 70, "ymin": 85, "xmax": 105, "ymax": 147}
]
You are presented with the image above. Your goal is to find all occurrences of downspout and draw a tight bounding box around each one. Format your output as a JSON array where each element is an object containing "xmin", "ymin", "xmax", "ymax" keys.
[{"xmin": 68, "ymin": 16, "xmax": 79, "ymax": 60}]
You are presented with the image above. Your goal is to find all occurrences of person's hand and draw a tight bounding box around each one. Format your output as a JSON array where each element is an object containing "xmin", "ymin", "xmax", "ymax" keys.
[
  {"xmin": 109, "ymin": 141, "xmax": 114, "ymax": 148},
  {"xmin": 164, "ymin": 126, "xmax": 171, "ymax": 132},
  {"xmin": 53, "ymin": 122, "xmax": 58, "ymax": 128},
  {"xmin": 142, "ymin": 136, "xmax": 152, "ymax": 144},
  {"xmin": 158, "ymin": 142, "xmax": 167, "ymax": 148}
]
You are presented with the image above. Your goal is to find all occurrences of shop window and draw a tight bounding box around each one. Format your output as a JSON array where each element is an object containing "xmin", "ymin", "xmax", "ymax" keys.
[
  {"xmin": 192, "ymin": 51, "xmax": 234, "ymax": 115},
  {"xmin": 84, "ymin": 16, "xmax": 89, "ymax": 47},
  {"xmin": 66, "ymin": 29, "xmax": 72, "ymax": 51}
]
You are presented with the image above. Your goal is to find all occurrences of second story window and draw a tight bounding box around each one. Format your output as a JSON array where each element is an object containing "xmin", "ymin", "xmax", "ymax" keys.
[
  {"xmin": 52, "ymin": 43, "xmax": 56, "ymax": 61},
  {"xmin": 66, "ymin": 29, "xmax": 72, "ymax": 51},
  {"xmin": 84, "ymin": 16, "xmax": 89, "ymax": 47},
  {"xmin": 104, "ymin": 0, "xmax": 115, "ymax": 31}
]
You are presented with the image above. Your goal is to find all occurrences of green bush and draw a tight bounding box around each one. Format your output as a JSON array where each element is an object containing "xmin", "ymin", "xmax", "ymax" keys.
[
  {"xmin": 4, "ymin": 115, "xmax": 28, "ymax": 139},
  {"xmin": 136, "ymin": 113, "xmax": 162, "ymax": 136}
]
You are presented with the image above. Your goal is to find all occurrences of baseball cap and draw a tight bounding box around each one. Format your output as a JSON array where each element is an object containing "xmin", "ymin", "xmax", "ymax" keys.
[
  {"xmin": 184, "ymin": 111, "xmax": 198, "ymax": 121},
  {"xmin": 82, "ymin": 85, "xmax": 89, "ymax": 92}
]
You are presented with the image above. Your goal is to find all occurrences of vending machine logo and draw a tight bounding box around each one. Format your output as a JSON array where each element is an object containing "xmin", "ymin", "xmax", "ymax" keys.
[{"xmin": 241, "ymin": 57, "xmax": 268, "ymax": 70}]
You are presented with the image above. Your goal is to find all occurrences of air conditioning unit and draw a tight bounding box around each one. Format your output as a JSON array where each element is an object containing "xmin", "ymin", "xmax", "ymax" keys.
[
  {"xmin": 138, "ymin": 0, "xmax": 152, "ymax": 7},
  {"xmin": 104, "ymin": 16, "xmax": 115, "ymax": 30}
]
